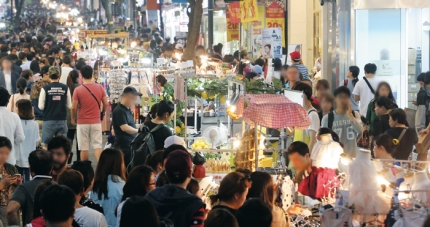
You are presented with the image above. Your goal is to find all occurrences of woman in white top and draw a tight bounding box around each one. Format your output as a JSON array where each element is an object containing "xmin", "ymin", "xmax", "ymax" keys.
[
  {"xmin": 7, "ymin": 77, "xmax": 30, "ymax": 113},
  {"xmin": 15, "ymin": 99, "xmax": 39, "ymax": 182}
]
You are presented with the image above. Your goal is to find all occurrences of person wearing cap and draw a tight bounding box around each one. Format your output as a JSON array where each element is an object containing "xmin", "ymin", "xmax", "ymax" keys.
[
  {"xmin": 145, "ymin": 150, "xmax": 205, "ymax": 227},
  {"xmin": 252, "ymin": 65, "xmax": 263, "ymax": 76},
  {"xmin": 112, "ymin": 86, "xmax": 142, "ymax": 167},
  {"xmin": 38, "ymin": 66, "xmax": 72, "ymax": 149},
  {"xmin": 164, "ymin": 135, "xmax": 186, "ymax": 149},
  {"xmin": 30, "ymin": 65, "xmax": 50, "ymax": 139},
  {"xmin": 290, "ymin": 51, "xmax": 309, "ymax": 80},
  {"xmin": 71, "ymin": 65, "xmax": 108, "ymax": 161}
]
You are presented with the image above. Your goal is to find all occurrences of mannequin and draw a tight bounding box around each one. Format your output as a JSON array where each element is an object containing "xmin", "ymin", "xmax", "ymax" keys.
[
  {"xmin": 311, "ymin": 134, "xmax": 343, "ymax": 169},
  {"xmin": 348, "ymin": 149, "xmax": 390, "ymax": 215},
  {"xmin": 412, "ymin": 171, "xmax": 430, "ymax": 205}
]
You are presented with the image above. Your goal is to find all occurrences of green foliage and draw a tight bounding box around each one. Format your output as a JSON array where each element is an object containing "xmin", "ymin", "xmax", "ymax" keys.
[
  {"xmin": 187, "ymin": 78, "xmax": 228, "ymax": 99},
  {"xmin": 245, "ymin": 78, "xmax": 283, "ymax": 94}
]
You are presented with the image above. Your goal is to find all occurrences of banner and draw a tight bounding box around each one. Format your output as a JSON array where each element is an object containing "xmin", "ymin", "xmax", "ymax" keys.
[
  {"xmin": 227, "ymin": 2, "xmax": 241, "ymax": 24},
  {"xmin": 266, "ymin": 2, "xmax": 285, "ymax": 46},
  {"xmin": 262, "ymin": 28, "xmax": 282, "ymax": 59},
  {"xmin": 252, "ymin": 5, "xmax": 265, "ymax": 35},
  {"xmin": 226, "ymin": 3, "xmax": 240, "ymax": 42},
  {"xmin": 240, "ymin": 0, "xmax": 258, "ymax": 23}
]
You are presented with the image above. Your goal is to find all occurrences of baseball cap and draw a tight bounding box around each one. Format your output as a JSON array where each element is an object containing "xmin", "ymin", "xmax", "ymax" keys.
[
  {"xmin": 122, "ymin": 86, "xmax": 142, "ymax": 96},
  {"xmin": 252, "ymin": 65, "xmax": 263, "ymax": 75},
  {"xmin": 290, "ymin": 51, "xmax": 301, "ymax": 61},
  {"xmin": 48, "ymin": 66, "xmax": 60, "ymax": 77},
  {"xmin": 164, "ymin": 135, "xmax": 186, "ymax": 148},
  {"xmin": 165, "ymin": 150, "xmax": 192, "ymax": 181},
  {"xmin": 40, "ymin": 65, "xmax": 50, "ymax": 75}
]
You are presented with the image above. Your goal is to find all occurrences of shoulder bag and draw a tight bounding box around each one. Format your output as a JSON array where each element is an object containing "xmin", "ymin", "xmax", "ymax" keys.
[{"xmin": 82, "ymin": 85, "xmax": 104, "ymax": 120}]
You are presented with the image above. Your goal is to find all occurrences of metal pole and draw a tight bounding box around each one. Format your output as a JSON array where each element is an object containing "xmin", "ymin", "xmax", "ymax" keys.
[
  {"xmin": 184, "ymin": 78, "xmax": 188, "ymax": 143},
  {"xmin": 255, "ymin": 123, "xmax": 259, "ymax": 170},
  {"xmin": 11, "ymin": 0, "xmax": 13, "ymax": 26},
  {"xmin": 208, "ymin": 0, "xmax": 213, "ymax": 52},
  {"xmin": 284, "ymin": 0, "xmax": 288, "ymax": 48}
]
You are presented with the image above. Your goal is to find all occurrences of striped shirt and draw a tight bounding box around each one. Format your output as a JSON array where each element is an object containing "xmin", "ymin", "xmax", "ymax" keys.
[{"xmin": 295, "ymin": 64, "xmax": 310, "ymax": 80}]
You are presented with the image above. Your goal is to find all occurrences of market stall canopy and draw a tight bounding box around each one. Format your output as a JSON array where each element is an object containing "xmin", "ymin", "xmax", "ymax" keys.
[{"xmin": 235, "ymin": 94, "xmax": 311, "ymax": 129}]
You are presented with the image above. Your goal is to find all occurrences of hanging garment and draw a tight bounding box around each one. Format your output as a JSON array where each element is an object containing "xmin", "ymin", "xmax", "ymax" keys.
[
  {"xmin": 321, "ymin": 208, "xmax": 353, "ymax": 227},
  {"xmin": 298, "ymin": 167, "xmax": 338, "ymax": 199},
  {"xmin": 347, "ymin": 149, "xmax": 390, "ymax": 215},
  {"xmin": 311, "ymin": 134, "xmax": 343, "ymax": 169}
]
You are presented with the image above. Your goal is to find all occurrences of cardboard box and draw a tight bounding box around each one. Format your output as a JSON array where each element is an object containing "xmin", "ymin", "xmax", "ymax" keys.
[{"xmin": 416, "ymin": 133, "xmax": 430, "ymax": 154}]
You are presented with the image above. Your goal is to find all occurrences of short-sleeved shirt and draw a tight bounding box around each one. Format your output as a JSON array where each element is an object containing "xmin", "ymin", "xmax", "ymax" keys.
[
  {"xmin": 10, "ymin": 176, "xmax": 52, "ymax": 226},
  {"xmin": 112, "ymin": 104, "xmax": 136, "ymax": 152},
  {"xmin": 72, "ymin": 83, "xmax": 106, "ymax": 124},
  {"xmin": 352, "ymin": 77, "xmax": 379, "ymax": 116},
  {"xmin": 74, "ymin": 206, "xmax": 107, "ymax": 227},
  {"xmin": 143, "ymin": 120, "xmax": 173, "ymax": 151}
]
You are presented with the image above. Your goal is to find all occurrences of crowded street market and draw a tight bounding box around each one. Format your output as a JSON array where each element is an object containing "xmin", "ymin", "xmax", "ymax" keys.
[{"xmin": 1, "ymin": 0, "xmax": 430, "ymax": 226}]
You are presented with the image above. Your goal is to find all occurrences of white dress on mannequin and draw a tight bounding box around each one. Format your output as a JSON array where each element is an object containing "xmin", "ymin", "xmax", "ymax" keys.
[
  {"xmin": 348, "ymin": 149, "xmax": 390, "ymax": 215},
  {"xmin": 411, "ymin": 171, "xmax": 430, "ymax": 206},
  {"xmin": 311, "ymin": 134, "xmax": 343, "ymax": 169}
]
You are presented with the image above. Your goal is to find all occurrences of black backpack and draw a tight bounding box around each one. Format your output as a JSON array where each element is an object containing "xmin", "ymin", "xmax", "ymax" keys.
[{"xmin": 130, "ymin": 124, "xmax": 166, "ymax": 170}]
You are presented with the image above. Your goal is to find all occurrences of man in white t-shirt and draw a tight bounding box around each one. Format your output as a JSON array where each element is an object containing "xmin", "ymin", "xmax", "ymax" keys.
[
  {"xmin": 352, "ymin": 63, "xmax": 379, "ymax": 115},
  {"xmin": 293, "ymin": 83, "xmax": 320, "ymax": 152},
  {"xmin": 59, "ymin": 55, "xmax": 75, "ymax": 85},
  {"xmin": 58, "ymin": 169, "xmax": 107, "ymax": 227}
]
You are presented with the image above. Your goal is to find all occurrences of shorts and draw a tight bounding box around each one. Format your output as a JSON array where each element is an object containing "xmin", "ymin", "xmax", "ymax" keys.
[
  {"xmin": 42, "ymin": 120, "xmax": 68, "ymax": 146},
  {"xmin": 77, "ymin": 124, "xmax": 103, "ymax": 150}
]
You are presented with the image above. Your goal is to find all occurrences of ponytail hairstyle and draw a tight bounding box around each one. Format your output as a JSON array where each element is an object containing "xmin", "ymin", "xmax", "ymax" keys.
[
  {"xmin": 373, "ymin": 96, "xmax": 398, "ymax": 110},
  {"xmin": 374, "ymin": 134, "xmax": 395, "ymax": 154},
  {"xmin": 209, "ymin": 172, "xmax": 252, "ymax": 206},
  {"xmin": 349, "ymin": 66, "xmax": 360, "ymax": 87},
  {"xmin": 16, "ymin": 77, "xmax": 28, "ymax": 95},
  {"xmin": 145, "ymin": 103, "xmax": 159, "ymax": 122}
]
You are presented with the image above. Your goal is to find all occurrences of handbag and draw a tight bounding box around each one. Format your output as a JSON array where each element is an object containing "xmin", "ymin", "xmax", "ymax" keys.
[{"xmin": 82, "ymin": 85, "xmax": 104, "ymax": 120}]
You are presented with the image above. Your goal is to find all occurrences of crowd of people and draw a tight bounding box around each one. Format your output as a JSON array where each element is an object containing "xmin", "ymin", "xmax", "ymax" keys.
[{"xmin": 1, "ymin": 3, "xmax": 430, "ymax": 227}]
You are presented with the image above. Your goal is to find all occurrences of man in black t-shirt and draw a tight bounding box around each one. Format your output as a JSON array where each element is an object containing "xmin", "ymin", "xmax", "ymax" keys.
[{"xmin": 112, "ymin": 87, "xmax": 142, "ymax": 167}]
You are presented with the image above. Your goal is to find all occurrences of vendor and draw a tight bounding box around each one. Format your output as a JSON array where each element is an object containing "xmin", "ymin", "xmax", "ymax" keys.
[{"xmin": 287, "ymin": 141, "xmax": 312, "ymax": 182}]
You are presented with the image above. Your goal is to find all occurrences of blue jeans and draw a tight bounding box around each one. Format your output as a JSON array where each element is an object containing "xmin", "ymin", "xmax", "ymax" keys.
[{"xmin": 42, "ymin": 120, "xmax": 68, "ymax": 146}]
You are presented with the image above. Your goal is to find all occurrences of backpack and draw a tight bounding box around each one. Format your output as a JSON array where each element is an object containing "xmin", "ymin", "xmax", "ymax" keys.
[{"xmin": 130, "ymin": 124, "xmax": 166, "ymax": 170}]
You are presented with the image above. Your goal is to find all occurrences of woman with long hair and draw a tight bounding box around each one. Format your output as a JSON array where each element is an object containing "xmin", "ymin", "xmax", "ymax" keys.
[
  {"xmin": 143, "ymin": 100, "xmax": 174, "ymax": 151},
  {"xmin": 346, "ymin": 66, "xmax": 360, "ymax": 111},
  {"xmin": 15, "ymin": 99, "xmax": 39, "ymax": 182},
  {"xmin": 366, "ymin": 82, "xmax": 396, "ymax": 138},
  {"xmin": 91, "ymin": 148, "xmax": 126, "ymax": 227},
  {"xmin": 8, "ymin": 77, "xmax": 30, "ymax": 113},
  {"xmin": 116, "ymin": 165, "xmax": 156, "ymax": 226},
  {"xmin": 247, "ymin": 171, "xmax": 288, "ymax": 227},
  {"xmin": 66, "ymin": 70, "xmax": 81, "ymax": 160},
  {"xmin": 209, "ymin": 172, "xmax": 252, "ymax": 216},
  {"xmin": 144, "ymin": 103, "xmax": 159, "ymax": 122},
  {"xmin": 119, "ymin": 196, "xmax": 160, "ymax": 227}
]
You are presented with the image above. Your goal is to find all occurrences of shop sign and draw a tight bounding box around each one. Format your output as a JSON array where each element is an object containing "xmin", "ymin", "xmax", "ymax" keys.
[
  {"xmin": 266, "ymin": 2, "xmax": 284, "ymax": 46},
  {"xmin": 226, "ymin": 3, "xmax": 240, "ymax": 42},
  {"xmin": 252, "ymin": 5, "xmax": 265, "ymax": 35},
  {"xmin": 240, "ymin": 0, "xmax": 258, "ymax": 23},
  {"xmin": 78, "ymin": 30, "xmax": 108, "ymax": 38},
  {"xmin": 227, "ymin": 2, "xmax": 241, "ymax": 24}
]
